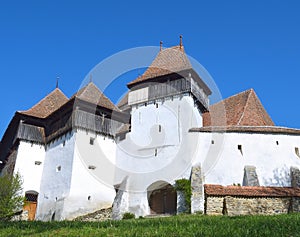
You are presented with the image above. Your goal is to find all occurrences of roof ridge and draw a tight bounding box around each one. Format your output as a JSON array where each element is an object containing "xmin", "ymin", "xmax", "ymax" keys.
[
  {"xmin": 237, "ymin": 89, "xmax": 253, "ymax": 125},
  {"xmin": 19, "ymin": 88, "xmax": 69, "ymax": 118},
  {"xmin": 127, "ymin": 44, "xmax": 192, "ymax": 87},
  {"xmin": 73, "ymin": 82, "xmax": 120, "ymax": 112},
  {"xmin": 211, "ymin": 88, "xmax": 253, "ymax": 108}
]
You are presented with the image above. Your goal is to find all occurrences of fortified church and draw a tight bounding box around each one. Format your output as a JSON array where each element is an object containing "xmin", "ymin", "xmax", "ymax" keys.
[{"xmin": 1, "ymin": 38, "xmax": 300, "ymax": 220}]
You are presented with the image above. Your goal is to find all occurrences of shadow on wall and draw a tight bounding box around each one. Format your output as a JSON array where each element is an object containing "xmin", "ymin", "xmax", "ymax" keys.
[{"xmin": 263, "ymin": 166, "xmax": 291, "ymax": 187}]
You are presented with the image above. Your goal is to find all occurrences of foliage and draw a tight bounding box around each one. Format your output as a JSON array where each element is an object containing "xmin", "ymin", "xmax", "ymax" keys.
[
  {"xmin": 0, "ymin": 173, "xmax": 24, "ymax": 220},
  {"xmin": 175, "ymin": 179, "xmax": 191, "ymax": 213},
  {"xmin": 122, "ymin": 212, "xmax": 135, "ymax": 220},
  {"xmin": 0, "ymin": 214, "xmax": 300, "ymax": 236}
]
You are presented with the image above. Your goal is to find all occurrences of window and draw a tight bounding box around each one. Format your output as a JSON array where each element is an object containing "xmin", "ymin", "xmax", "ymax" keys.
[
  {"xmin": 154, "ymin": 149, "xmax": 157, "ymax": 157},
  {"xmin": 211, "ymin": 140, "xmax": 215, "ymax": 145},
  {"xmin": 88, "ymin": 196, "xmax": 91, "ymax": 201},
  {"xmin": 158, "ymin": 125, "xmax": 162, "ymax": 133},
  {"xmin": 276, "ymin": 141, "xmax": 279, "ymax": 145},
  {"xmin": 295, "ymin": 147, "xmax": 300, "ymax": 158},
  {"xmin": 238, "ymin": 145, "xmax": 243, "ymax": 155},
  {"xmin": 156, "ymin": 103, "xmax": 159, "ymax": 108},
  {"xmin": 56, "ymin": 166, "xmax": 61, "ymax": 172},
  {"xmin": 90, "ymin": 138, "xmax": 95, "ymax": 145},
  {"xmin": 88, "ymin": 165, "xmax": 96, "ymax": 170},
  {"xmin": 35, "ymin": 161, "xmax": 42, "ymax": 165}
]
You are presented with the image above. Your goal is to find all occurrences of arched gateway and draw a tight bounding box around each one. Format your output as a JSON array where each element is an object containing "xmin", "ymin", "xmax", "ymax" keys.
[{"xmin": 147, "ymin": 181, "xmax": 177, "ymax": 215}]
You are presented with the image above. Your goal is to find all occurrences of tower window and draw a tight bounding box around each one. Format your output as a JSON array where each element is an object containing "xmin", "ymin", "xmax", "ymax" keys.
[
  {"xmin": 154, "ymin": 149, "xmax": 157, "ymax": 157},
  {"xmin": 295, "ymin": 147, "xmax": 300, "ymax": 158},
  {"xmin": 158, "ymin": 125, "xmax": 162, "ymax": 133},
  {"xmin": 276, "ymin": 141, "xmax": 279, "ymax": 145},
  {"xmin": 90, "ymin": 138, "xmax": 95, "ymax": 145},
  {"xmin": 56, "ymin": 166, "xmax": 61, "ymax": 172},
  {"xmin": 88, "ymin": 196, "xmax": 91, "ymax": 201},
  {"xmin": 238, "ymin": 145, "xmax": 243, "ymax": 155},
  {"xmin": 211, "ymin": 140, "xmax": 215, "ymax": 145},
  {"xmin": 156, "ymin": 103, "xmax": 159, "ymax": 108}
]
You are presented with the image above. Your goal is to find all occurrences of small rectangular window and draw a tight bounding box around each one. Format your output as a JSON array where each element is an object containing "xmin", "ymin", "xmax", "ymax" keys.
[
  {"xmin": 35, "ymin": 161, "xmax": 42, "ymax": 165},
  {"xmin": 56, "ymin": 166, "xmax": 61, "ymax": 172},
  {"xmin": 238, "ymin": 145, "xmax": 243, "ymax": 155},
  {"xmin": 295, "ymin": 147, "xmax": 300, "ymax": 158},
  {"xmin": 88, "ymin": 165, "xmax": 96, "ymax": 170},
  {"xmin": 90, "ymin": 138, "xmax": 95, "ymax": 145}
]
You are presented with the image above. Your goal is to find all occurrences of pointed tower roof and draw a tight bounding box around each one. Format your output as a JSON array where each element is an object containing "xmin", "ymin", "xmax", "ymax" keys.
[
  {"xmin": 72, "ymin": 82, "xmax": 120, "ymax": 112},
  {"xmin": 203, "ymin": 89, "xmax": 274, "ymax": 127},
  {"xmin": 19, "ymin": 88, "xmax": 68, "ymax": 118},
  {"xmin": 127, "ymin": 45, "xmax": 192, "ymax": 87}
]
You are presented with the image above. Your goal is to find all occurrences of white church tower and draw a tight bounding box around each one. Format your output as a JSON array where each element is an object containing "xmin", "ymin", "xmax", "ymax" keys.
[{"xmin": 114, "ymin": 37, "xmax": 212, "ymax": 217}]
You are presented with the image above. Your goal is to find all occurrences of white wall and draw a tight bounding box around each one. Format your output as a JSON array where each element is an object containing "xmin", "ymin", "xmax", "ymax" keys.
[
  {"xmin": 14, "ymin": 141, "xmax": 45, "ymax": 195},
  {"xmin": 115, "ymin": 95, "xmax": 203, "ymax": 216},
  {"xmin": 35, "ymin": 132, "xmax": 75, "ymax": 221},
  {"xmin": 194, "ymin": 132, "xmax": 300, "ymax": 187},
  {"xmin": 63, "ymin": 130, "xmax": 116, "ymax": 220}
]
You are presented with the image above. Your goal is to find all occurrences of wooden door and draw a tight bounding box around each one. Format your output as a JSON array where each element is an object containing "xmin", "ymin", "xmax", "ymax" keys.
[{"xmin": 23, "ymin": 201, "xmax": 37, "ymax": 221}]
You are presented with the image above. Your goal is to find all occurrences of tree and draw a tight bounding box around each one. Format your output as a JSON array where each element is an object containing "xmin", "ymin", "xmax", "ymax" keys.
[{"xmin": 0, "ymin": 173, "xmax": 24, "ymax": 220}]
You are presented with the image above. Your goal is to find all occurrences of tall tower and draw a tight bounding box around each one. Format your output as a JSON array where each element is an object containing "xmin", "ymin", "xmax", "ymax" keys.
[{"xmin": 115, "ymin": 38, "xmax": 211, "ymax": 217}]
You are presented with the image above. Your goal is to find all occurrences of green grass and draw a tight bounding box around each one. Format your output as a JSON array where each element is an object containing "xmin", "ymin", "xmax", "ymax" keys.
[{"xmin": 1, "ymin": 214, "xmax": 300, "ymax": 237}]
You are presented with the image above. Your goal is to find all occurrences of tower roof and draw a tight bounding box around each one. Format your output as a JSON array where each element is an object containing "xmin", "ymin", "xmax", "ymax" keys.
[
  {"xmin": 203, "ymin": 89, "xmax": 274, "ymax": 127},
  {"xmin": 19, "ymin": 88, "xmax": 68, "ymax": 118},
  {"xmin": 127, "ymin": 45, "xmax": 192, "ymax": 87},
  {"xmin": 72, "ymin": 82, "xmax": 120, "ymax": 112}
]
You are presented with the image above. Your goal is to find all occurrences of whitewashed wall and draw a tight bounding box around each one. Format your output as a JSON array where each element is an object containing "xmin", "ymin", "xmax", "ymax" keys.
[
  {"xmin": 115, "ymin": 95, "xmax": 203, "ymax": 216},
  {"xmin": 194, "ymin": 132, "xmax": 300, "ymax": 187},
  {"xmin": 13, "ymin": 141, "xmax": 45, "ymax": 195},
  {"xmin": 63, "ymin": 130, "xmax": 116, "ymax": 220},
  {"xmin": 35, "ymin": 132, "xmax": 75, "ymax": 221}
]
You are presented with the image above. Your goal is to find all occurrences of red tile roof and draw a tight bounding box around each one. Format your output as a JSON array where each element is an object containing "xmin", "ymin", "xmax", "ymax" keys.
[
  {"xmin": 203, "ymin": 89, "xmax": 274, "ymax": 127},
  {"xmin": 127, "ymin": 45, "xmax": 192, "ymax": 87},
  {"xmin": 72, "ymin": 82, "xmax": 120, "ymax": 112},
  {"xmin": 204, "ymin": 184, "xmax": 300, "ymax": 198},
  {"xmin": 190, "ymin": 126, "xmax": 300, "ymax": 135},
  {"xmin": 19, "ymin": 88, "xmax": 68, "ymax": 118}
]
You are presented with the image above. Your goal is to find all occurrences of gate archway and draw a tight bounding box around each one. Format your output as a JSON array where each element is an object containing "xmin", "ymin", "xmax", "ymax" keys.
[{"xmin": 147, "ymin": 181, "xmax": 177, "ymax": 215}]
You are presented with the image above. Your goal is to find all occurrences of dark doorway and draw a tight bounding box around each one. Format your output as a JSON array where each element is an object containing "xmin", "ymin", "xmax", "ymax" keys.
[{"xmin": 148, "ymin": 181, "xmax": 177, "ymax": 215}]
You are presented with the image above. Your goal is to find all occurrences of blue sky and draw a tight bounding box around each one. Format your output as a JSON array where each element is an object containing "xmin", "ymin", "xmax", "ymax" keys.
[{"xmin": 1, "ymin": 1, "xmax": 300, "ymax": 138}]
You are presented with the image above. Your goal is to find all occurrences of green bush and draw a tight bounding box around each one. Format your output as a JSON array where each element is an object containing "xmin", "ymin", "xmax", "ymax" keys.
[
  {"xmin": 175, "ymin": 179, "xmax": 191, "ymax": 213},
  {"xmin": 0, "ymin": 173, "xmax": 24, "ymax": 220},
  {"xmin": 122, "ymin": 212, "xmax": 135, "ymax": 220}
]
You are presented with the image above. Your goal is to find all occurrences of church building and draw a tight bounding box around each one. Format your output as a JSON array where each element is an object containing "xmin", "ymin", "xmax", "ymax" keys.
[{"xmin": 1, "ymin": 38, "xmax": 300, "ymax": 220}]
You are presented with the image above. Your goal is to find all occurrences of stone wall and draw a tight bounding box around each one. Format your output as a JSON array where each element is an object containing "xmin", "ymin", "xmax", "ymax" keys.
[
  {"xmin": 205, "ymin": 197, "xmax": 224, "ymax": 215},
  {"xmin": 291, "ymin": 197, "xmax": 300, "ymax": 212},
  {"xmin": 205, "ymin": 196, "xmax": 300, "ymax": 216},
  {"xmin": 225, "ymin": 197, "xmax": 290, "ymax": 216}
]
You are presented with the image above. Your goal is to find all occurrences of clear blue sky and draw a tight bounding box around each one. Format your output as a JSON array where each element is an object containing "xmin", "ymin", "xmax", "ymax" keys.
[{"xmin": 1, "ymin": 1, "xmax": 300, "ymax": 138}]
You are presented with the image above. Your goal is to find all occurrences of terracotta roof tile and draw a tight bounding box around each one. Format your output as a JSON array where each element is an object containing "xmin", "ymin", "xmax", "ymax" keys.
[
  {"xmin": 72, "ymin": 82, "xmax": 120, "ymax": 112},
  {"xmin": 19, "ymin": 88, "xmax": 68, "ymax": 118},
  {"xmin": 190, "ymin": 125, "xmax": 300, "ymax": 135},
  {"xmin": 127, "ymin": 45, "xmax": 192, "ymax": 87},
  {"xmin": 203, "ymin": 89, "xmax": 274, "ymax": 127},
  {"xmin": 205, "ymin": 184, "xmax": 300, "ymax": 197}
]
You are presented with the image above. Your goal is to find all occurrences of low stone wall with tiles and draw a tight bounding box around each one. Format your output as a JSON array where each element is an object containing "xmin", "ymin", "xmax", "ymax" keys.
[
  {"xmin": 204, "ymin": 184, "xmax": 300, "ymax": 216},
  {"xmin": 225, "ymin": 196, "xmax": 290, "ymax": 216}
]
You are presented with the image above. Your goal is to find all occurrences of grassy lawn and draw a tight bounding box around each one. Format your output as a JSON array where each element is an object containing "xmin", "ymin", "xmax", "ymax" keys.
[{"xmin": 1, "ymin": 214, "xmax": 300, "ymax": 237}]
